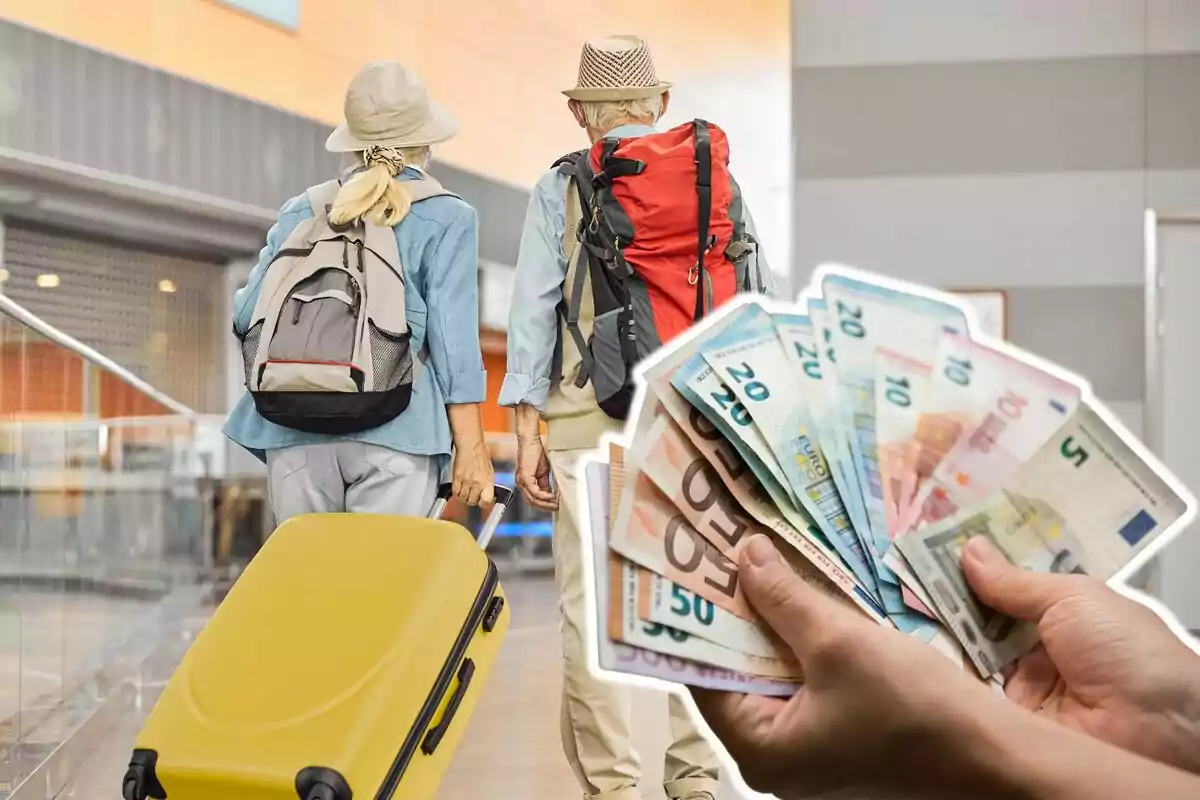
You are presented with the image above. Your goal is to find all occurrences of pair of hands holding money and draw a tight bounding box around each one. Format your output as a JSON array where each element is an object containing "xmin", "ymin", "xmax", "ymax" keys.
[{"xmin": 699, "ymin": 534, "xmax": 1200, "ymax": 799}]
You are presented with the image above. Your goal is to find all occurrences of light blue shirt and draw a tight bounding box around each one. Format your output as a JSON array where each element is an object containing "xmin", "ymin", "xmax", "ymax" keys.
[
  {"xmin": 498, "ymin": 124, "xmax": 777, "ymax": 411},
  {"xmin": 223, "ymin": 166, "xmax": 487, "ymax": 475}
]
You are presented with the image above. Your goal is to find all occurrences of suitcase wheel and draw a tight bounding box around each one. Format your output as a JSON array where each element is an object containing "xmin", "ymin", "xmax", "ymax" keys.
[
  {"xmin": 296, "ymin": 767, "xmax": 353, "ymax": 800},
  {"xmin": 123, "ymin": 750, "xmax": 165, "ymax": 800}
]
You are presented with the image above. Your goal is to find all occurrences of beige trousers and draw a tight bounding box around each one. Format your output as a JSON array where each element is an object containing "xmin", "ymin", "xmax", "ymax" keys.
[{"xmin": 548, "ymin": 446, "xmax": 721, "ymax": 800}]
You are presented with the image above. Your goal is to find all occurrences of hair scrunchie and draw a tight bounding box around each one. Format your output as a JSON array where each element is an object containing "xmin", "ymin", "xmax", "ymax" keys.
[{"xmin": 363, "ymin": 145, "xmax": 406, "ymax": 177}]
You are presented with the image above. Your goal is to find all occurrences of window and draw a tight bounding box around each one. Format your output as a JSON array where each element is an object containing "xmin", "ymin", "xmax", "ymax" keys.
[{"xmin": 217, "ymin": 0, "xmax": 300, "ymax": 29}]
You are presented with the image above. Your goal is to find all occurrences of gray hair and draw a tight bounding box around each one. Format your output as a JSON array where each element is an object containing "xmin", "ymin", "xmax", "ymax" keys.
[{"xmin": 578, "ymin": 96, "xmax": 664, "ymax": 134}]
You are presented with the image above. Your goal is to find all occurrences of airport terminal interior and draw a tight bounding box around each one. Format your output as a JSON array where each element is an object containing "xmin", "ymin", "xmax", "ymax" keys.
[{"xmin": 2, "ymin": 1, "xmax": 1200, "ymax": 798}]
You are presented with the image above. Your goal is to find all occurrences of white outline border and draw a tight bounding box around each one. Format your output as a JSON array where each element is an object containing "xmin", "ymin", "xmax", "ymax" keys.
[{"xmin": 570, "ymin": 262, "xmax": 1200, "ymax": 798}]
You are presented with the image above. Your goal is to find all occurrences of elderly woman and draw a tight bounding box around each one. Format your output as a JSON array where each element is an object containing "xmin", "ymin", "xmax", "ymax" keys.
[{"xmin": 225, "ymin": 61, "xmax": 494, "ymax": 520}]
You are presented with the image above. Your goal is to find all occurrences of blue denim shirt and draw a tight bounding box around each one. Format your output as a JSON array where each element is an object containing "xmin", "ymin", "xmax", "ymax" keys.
[
  {"xmin": 223, "ymin": 167, "xmax": 487, "ymax": 475},
  {"xmin": 497, "ymin": 124, "xmax": 777, "ymax": 410}
]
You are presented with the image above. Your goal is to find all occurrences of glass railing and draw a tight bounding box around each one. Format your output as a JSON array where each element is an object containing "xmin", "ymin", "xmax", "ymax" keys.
[{"xmin": 0, "ymin": 295, "xmax": 209, "ymax": 793}]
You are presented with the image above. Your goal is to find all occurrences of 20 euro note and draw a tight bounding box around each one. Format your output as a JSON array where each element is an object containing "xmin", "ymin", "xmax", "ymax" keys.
[
  {"xmin": 803, "ymin": 299, "xmax": 876, "ymax": 564},
  {"xmin": 672, "ymin": 353, "xmax": 797, "ymax": 509},
  {"xmin": 641, "ymin": 360, "xmax": 889, "ymax": 623},
  {"xmin": 774, "ymin": 311, "xmax": 871, "ymax": 541},
  {"xmin": 897, "ymin": 402, "xmax": 1191, "ymax": 677},
  {"xmin": 699, "ymin": 304, "xmax": 878, "ymax": 595},
  {"xmin": 903, "ymin": 329, "xmax": 1048, "ymax": 524},
  {"xmin": 898, "ymin": 349, "xmax": 1083, "ymax": 537},
  {"xmin": 584, "ymin": 460, "xmax": 798, "ymax": 696}
]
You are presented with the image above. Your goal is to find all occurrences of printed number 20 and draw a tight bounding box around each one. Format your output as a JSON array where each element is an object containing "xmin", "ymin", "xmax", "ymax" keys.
[
  {"xmin": 726, "ymin": 363, "xmax": 770, "ymax": 402},
  {"xmin": 837, "ymin": 301, "xmax": 866, "ymax": 338}
]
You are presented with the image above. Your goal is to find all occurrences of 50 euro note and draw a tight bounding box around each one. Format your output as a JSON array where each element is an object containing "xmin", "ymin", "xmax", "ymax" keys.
[
  {"xmin": 609, "ymin": 443, "xmax": 755, "ymax": 620},
  {"xmin": 897, "ymin": 348, "xmax": 1083, "ymax": 536},
  {"xmin": 641, "ymin": 353, "xmax": 890, "ymax": 624},
  {"xmin": 636, "ymin": 566, "xmax": 787, "ymax": 659},
  {"xmin": 610, "ymin": 553, "xmax": 803, "ymax": 680},
  {"xmin": 897, "ymin": 402, "xmax": 1190, "ymax": 677},
  {"xmin": 699, "ymin": 304, "xmax": 879, "ymax": 597},
  {"xmin": 614, "ymin": 435, "xmax": 795, "ymax": 661},
  {"xmin": 584, "ymin": 460, "xmax": 798, "ymax": 696}
]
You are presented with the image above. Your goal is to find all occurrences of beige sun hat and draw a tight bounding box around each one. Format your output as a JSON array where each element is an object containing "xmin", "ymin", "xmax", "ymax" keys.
[
  {"xmin": 325, "ymin": 61, "xmax": 459, "ymax": 153},
  {"xmin": 563, "ymin": 34, "xmax": 672, "ymax": 102}
]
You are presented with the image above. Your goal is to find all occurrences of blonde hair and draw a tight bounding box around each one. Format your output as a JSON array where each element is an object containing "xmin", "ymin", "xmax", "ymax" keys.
[
  {"xmin": 329, "ymin": 145, "xmax": 432, "ymax": 227},
  {"xmin": 578, "ymin": 95, "xmax": 664, "ymax": 135}
]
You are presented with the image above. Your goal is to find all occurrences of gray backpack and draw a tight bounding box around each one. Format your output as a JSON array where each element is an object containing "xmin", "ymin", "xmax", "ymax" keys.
[{"xmin": 238, "ymin": 175, "xmax": 453, "ymax": 434}]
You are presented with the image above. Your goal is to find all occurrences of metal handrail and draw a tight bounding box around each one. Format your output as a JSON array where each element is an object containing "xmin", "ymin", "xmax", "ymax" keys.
[{"xmin": 0, "ymin": 293, "xmax": 197, "ymax": 421}]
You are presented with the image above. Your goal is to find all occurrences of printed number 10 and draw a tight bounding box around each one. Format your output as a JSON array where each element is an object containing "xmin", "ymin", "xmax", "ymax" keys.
[{"xmin": 885, "ymin": 375, "xmax": 911, "ymax": 408}]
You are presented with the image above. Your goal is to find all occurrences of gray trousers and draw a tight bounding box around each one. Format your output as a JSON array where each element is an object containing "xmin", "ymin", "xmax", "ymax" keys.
[{"xmin": 265, "ymin": 442, "xmax": 439, "ymax": 525}]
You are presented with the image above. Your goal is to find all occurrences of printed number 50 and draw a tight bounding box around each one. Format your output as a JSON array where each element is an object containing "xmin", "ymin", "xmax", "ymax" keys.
[{"xmin": 671, "ymin": 585, "xmax": 715, "ymax": 626}]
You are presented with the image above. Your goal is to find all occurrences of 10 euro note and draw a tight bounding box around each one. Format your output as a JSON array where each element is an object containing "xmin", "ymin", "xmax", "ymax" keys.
[
  {"xmin": 820, "ymin": 275, "xmax": 970, "ymax": 579},
  {"xmin": 897, "ymin": 402, "xmax": 1191, "ymax": 677},
  {"xmin": 584, "ymin": 460, "xmax": 799, "ymax": 696},
  {"xmin": 873, "ymin": 348, "xmax": 933, "ymax": 535},
  {"xmin": 903, "ymin": 330, "xmax": 1058, "ymax": 527},
  {"xmin": 899, "ymin": 349, "xmax": 1083, "ymax": 536}
]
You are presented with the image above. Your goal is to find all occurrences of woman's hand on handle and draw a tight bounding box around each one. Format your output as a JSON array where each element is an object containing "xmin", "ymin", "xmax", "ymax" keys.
[{"xmin": 446, "ymin": 403, "xmax": 495, "ymax": 507}]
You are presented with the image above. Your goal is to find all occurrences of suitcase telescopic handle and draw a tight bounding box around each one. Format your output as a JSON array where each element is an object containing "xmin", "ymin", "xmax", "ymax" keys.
[{"xmin": 429, "ymin": 483, "xmax": 515, "ymax": 550}]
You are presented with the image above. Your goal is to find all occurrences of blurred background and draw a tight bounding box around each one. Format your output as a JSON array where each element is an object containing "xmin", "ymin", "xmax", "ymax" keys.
[{"xmin": 0, "ymin": 1, "xmax": 1197, "ymax": 798}]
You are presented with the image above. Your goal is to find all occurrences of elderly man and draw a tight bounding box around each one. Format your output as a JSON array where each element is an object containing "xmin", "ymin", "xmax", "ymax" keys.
[{"xmin": 499, "ymin": 34, "xmax": 775, "ymax": 800}]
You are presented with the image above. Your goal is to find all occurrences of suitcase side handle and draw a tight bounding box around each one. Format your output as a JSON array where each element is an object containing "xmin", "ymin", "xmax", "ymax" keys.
[
  {"xmin": 429, "ymin": 484, "xmax": 515, "ymax": 550},
  {"xmin": 420, "ymin": 658, "xmax": 476, "ymax": 755}
]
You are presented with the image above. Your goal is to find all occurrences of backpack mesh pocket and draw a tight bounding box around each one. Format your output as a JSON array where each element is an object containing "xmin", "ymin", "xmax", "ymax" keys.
[
  {"xmin": 239, "ymin": 321, "xmax": 263, "ymax": 387},
  {"xmin": 368, "ymin": 321, "xmax": 413, "ymax": 392}
]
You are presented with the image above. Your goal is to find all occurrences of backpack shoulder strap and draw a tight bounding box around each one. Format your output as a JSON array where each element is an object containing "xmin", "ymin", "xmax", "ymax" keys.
[
  {"xmin": 563, "ymin": 175, "xmax": 583, "ymax": 268},
  {"xmin": 406, "ymin": 173, "xmax": 460, "ymax": 204},
  {"xmin": 553, "ymin": 149, "xmax": 588, "ymax": 174},
  {"xmin": 305, "ymin": 179, "xmax": 342, "ymax": 220}
]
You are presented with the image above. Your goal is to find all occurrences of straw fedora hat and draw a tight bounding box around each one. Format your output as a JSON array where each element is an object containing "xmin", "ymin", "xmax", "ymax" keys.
[
  {"xmin": 326, "ymin": 61, "xmax": 458, "ymax": 153},
  {"xmin": 563, "ymin": 34, "xmax": 672, "ymax": 102}
]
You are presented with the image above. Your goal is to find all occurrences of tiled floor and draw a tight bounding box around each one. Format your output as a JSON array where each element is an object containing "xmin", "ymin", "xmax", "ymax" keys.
[{"xmin": 55, "ymin": 574, "xmax": 752, "ymax": 799}]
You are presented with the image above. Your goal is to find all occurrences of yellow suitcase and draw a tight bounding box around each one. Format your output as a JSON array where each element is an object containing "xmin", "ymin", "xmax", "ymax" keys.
[{"xmin": 122, "ymin": 484, "xmax": 513, "ymax": 800}]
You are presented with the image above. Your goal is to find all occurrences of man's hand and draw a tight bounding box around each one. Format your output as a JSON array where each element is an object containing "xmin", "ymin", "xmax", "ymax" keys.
[
  {"xmin": 514, "ymin": 403, "xmax": 558, "ymax": 511},
  {"xmin": 515, "ymin": 435, "xmax": 557, "ymax": 510},
  {"xmin": 962, "ymin": 536, "xmax": 1200, "ymax": 774},
  {"xmin": 691, "ymin": 536, "xmax": 1011, "ymax": 799}
]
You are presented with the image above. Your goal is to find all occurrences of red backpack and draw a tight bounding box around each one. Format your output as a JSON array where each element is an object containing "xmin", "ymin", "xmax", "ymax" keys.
[{"xmin": 555, "ymin": 119, "xmax": 761, "ymax": 420}]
